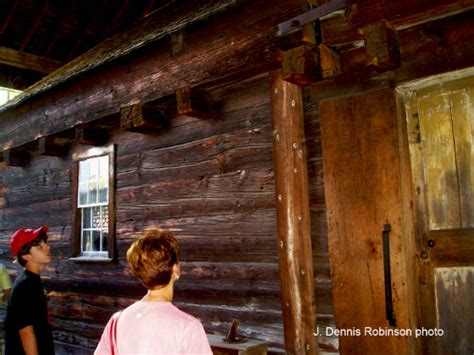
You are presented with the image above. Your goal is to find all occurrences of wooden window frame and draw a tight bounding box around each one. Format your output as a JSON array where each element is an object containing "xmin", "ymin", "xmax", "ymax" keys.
[{"xmin": 71, "ymin": 145, "xmax": 115, "ymax": 261}]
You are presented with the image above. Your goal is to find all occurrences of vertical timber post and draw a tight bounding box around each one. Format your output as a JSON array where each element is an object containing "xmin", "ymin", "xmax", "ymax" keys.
[{"xmin": 270, "ymin": 70, "xmax": 318, "ymax": 354}]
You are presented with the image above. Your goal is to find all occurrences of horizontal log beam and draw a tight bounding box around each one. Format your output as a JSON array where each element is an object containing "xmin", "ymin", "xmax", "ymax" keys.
[
  {"xmin": 0, "ymin": 45, "xmax": 62, "ymax": 74},
  {"xmin": 120, "ymin": 102, "xmax": 169, "ymax": 132},
  {"xmin": 320, "ymin": 0, "xmax": 474, "ymax": 47},
  {"xmin": 176, "ymin": 86, "xmax": 214, "ymax": 118},
  {"xmin": 282, "ymin": 45, "xmax": 321, "ymax": 86},
  {"xmin": 3, "ymin": 148, "xmax": 29, "ymax": 167},
  {"xmin": 363, "ymin": 21, "xmax": 400, "ymax": 73},
  {"xmin": 74, "ymin": 124, "xmax": 108, "ymax": 146},
  {"xmin": 310, "ymin": 11, "xmax": 474, "ymax": 100},
  {"xmin": 38, "ymin": 136, "xmax": 69, "ymax": 157}
]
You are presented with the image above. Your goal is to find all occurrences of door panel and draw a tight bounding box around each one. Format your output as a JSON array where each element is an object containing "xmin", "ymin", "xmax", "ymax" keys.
[{"xmin": 402, "ymin": 77, "xmax": 474, "ymax": 355}]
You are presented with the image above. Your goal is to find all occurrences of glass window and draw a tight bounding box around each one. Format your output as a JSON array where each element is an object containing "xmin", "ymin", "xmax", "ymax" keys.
[{"xmin": 72, "ymin": 145, "xmax": 115, "ymax": 260}]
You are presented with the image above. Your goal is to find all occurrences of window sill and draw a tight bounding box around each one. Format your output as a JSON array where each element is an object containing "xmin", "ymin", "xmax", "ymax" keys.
[{"xmin": 69, "ymin": 256, "xmax": 113, "ymax": 263}]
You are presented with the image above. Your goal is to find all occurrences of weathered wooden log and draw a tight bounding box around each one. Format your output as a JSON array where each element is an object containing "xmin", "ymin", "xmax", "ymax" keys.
[
  {"xmin": 38, "ymin": 136, "xmax": 69, "ymax": 157},
  {"xmin": 120, "ymin": 101, "xmax": 168, "ymax": 132},
  {"xmin": 270, "ymin": 70, "xmax": 318, "ymax": 354},
  {"xmin": 74, "ymin": 123, "xmax": 108, "ymax": 146},
  {"xmin": 363, "ymin": 21, "xmax": 400, "ymax": 72},
  {"xmin": 176, "ymin": 86, "xmax": 215, "ymax": 119},
  {"xmin": 282, "ymin": 44, "xmax": 321, "ymax": 86},
  {"xmin": 3, "ymin": 148, "xmax": 29, "ymax": 167}
]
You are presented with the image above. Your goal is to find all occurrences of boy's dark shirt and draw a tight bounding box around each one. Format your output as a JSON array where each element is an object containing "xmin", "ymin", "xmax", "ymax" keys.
[{"xmin": 4, "ymin": 269, "xmax": 55, "ymax": 355}]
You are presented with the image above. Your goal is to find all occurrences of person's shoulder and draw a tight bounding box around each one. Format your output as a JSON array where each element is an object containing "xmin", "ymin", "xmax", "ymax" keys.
[
  {"xmin": 0, "ymin": 263, "xmax": 6, "ymax": 272},
  {"xmin": 14, "ymin": 270, "xmax": 38, "ymax": 287},
  {"xmin": 170, "ymin": 304, "xmax": 202, "ymax": 324}
]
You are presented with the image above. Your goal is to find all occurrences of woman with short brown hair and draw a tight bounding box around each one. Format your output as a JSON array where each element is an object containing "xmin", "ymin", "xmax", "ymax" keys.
[{"xmin": 95, "ymin": 230, "xmax": 212, "ymax": 355}]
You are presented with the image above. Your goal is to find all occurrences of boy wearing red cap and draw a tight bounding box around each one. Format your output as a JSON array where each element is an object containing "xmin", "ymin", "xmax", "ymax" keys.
[{"xmin": 4, "ymin": 226, "xmax": 55, "ymax": 355}]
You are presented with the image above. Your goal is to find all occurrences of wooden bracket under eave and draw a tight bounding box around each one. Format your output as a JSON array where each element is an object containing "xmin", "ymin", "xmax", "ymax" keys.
[
  {"xmin": 176, "ymin": 86, "xmax": 214, "ymax": 119},
  {"xmin": 120, "ymin": 102, "xmax": 169, "ymax": 132},
  {"xmin": 282, "ymin": 44, "xmax": 321, "ymax": 86},
  {"xmin": 3, "ymin": 148, "xmax": 30, "ymax": 167},
  {"xmin": 319, "ymin": 43, "xmax": 341, "ymax": 79},
  {"xmin": 37, "ymin": 136, "xmax": 69, "ymax": 157},
  {"xmin": 75, "ymin": 123, "xmax": 108, "ymax": 146},
  {"xmin": 363, "ymin": 21, "xmax": 401, "ymax": 73}
]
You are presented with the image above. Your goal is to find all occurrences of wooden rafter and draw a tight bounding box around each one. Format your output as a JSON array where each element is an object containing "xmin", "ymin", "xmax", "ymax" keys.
[
  {"xmin": 0, "ymin": 0, "xmax": 19, "ymax": 35},
  {"xmin": 44, "ymin": 4, "xmax": 76, "ymax": 57},
  {"xmin": 140, "ymin": 0, "xmax": 158, "ymax": 18},
  {"xmin": 98, "ymin": 0, "xmax": 130, "ymax": 41},
  {"xmin": 67, "ymin": 3, "xmax": 105, "ymax": 61},
  {"xmin": 0, "ymin": 46, "xmax": 62, "ymax": 74},
  {"xmin": 20, "ymin": 0, "xmax": 50, "ymax": 52}
]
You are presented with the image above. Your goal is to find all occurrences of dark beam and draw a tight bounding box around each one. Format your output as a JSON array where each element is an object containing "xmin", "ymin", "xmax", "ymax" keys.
[
  {"xmin": 120, "ymin": 102, "xmax": 168, "ymax": 132},
  {"xmin": 0, "ymin": 46, "xmax": 62, "ymax": 74},
  {"xmin": 3, "ymin": 149, "xmax": 29, "ymax": 167},
  {"xmin": 98, "ymin": 0, "xmax": 130, "ymax": 41},
  {"xmin": 45, "ymin": 3, "xmax": 75, "ymax": 57},
  {"xmin": 67, "ymin": 3, "xmax": 105, "ymax": 61},
  {"xmin": 74, "ymin": 124, "xmax": 108, "ymax": 146},
  {"xmin": 363, "ymin": 21, "xmax": 400, "ymax": 73},
  {"xmin": 282, "ymin": 45, "xmax": 321, "ymax": 86},
  {"xmin": 140, "ymin": 0, "xmax": 158, "ymax": 18},
  {"xmin": 37, "ymin": 136, "xmax": 69, "ymax": 157},
  {"xmin": 277, "ymin": 0, "xmax": 347, "ymax": 36},
  {"xmin": 20, "ymin": 1, "xmax": 50, "ymax": 52},
  {"xmin": 319, "ymin": 44, "xmax": 341, "ymax": 79},
  {"xmin": 0, "ymin": 0, "xmax": 19, "ymax": 35},
  {"xmin": 176, "ymin": 86, "xmax": 214, "ymax": 119},
  {"xmin": 321, "ymin": 0, "xmax": 474, "ymax": 47}
]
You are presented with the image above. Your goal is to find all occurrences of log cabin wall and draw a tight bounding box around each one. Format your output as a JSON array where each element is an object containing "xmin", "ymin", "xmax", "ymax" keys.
[{"xmin": 0, "ymin": 73, "xmax": 336, "ymax": 353}]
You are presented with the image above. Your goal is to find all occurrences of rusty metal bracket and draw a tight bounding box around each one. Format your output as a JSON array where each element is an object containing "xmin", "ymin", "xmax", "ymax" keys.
[{"xmin": 277, "ymin": 0, "xmax": 348, "ymax": 36}]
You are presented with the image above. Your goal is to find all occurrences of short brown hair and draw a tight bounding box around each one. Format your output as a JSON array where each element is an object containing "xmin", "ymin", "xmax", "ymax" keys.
[{"xmin": 126, "ymin": 230, "xmax": 179, "ymax": 290}]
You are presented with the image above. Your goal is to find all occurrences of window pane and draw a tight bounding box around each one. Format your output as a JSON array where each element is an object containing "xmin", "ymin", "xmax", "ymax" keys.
[
  {"xmin": 102, "ymin": 231, "xmax": 108, "ymax": 251},
  {"xmin": 79, "ymin": 183, "xmax": 88, "ymax": 205},
  {"xmin": 89, "ymin": 158, "xmax": 99, "ymax": 204},
  {"xmin": 92, "ymin": 206, "xmax": 105, "ymax": 229},
  {"xmin": 82, "ymin": 207, "xmax": 91, "ymax": 229},
  {"xmin": 79, "ymin": 160, "xmax": 89, "ymax": 184},
  {"xmin": 92, "ymin": 230, "xmax": 101, "ymax": 251},
  {"xmin": 98, "ymin": 156, "xmax": 109, "ymax": 203},
  {"xmin": 82, "ymin": 231, "xmax": 91, "ymax": 252}
]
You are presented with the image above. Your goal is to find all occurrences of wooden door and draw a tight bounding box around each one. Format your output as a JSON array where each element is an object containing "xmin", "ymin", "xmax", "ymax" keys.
[
  {"xmin": 320, "ymin": 89, "xmax": 417, "ymax": 354},
  {"xmin": 402, "ymin": 76, "xmax": 474, "ymax": 355}
]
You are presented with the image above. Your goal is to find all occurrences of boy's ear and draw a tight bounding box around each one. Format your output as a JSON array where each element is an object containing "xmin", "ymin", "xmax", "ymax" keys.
[{"xmin": 21, "ymin": 254, "xmax": 32, "ymax": 263}]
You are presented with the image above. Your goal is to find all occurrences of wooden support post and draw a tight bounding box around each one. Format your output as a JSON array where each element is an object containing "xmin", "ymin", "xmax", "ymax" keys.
[
  {"xmin": 4, "ymin": 148, "xmax": 29, "ymax": 167},
  {"xmin": 120, "ymin": 102, "xmax": 168, "ymax": 132},
  {"xmin": 282, "ymin": 44, "xmax": 321, "ymax": 86},
  {"xmin": 176, "ymin": 86, "xmax": 214, "ymax": 118},
  {"xmin": 38, "ymin": 136, "xmax": 68, "ymax": 157},
  {"xmin": 269, "ymin": 70, "xmax": 318, "ymax": 354},
  {"xmin": 363, "ymin": 21, "xmax": 400, "ymax": 73},
  {"xmin": 75, "ymin": 123, "xmax": 108, "ymax": 146}
]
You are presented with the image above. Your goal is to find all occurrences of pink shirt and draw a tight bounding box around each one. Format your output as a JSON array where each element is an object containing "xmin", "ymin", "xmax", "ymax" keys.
[{"xmin": 94, "ymin": 301, "xmax": 212, "ymax": 355}]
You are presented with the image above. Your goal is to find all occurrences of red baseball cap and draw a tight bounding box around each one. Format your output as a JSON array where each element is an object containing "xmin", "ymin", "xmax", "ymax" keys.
[{"xmin": 10, "ymin": 226, "xmax": 49, "ymax": 257}]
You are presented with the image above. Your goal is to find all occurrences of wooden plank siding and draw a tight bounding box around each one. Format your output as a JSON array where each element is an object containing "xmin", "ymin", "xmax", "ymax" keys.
[{"xmin": 0, "ymin": 74, "xmax": 335, "ymax": 353}]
